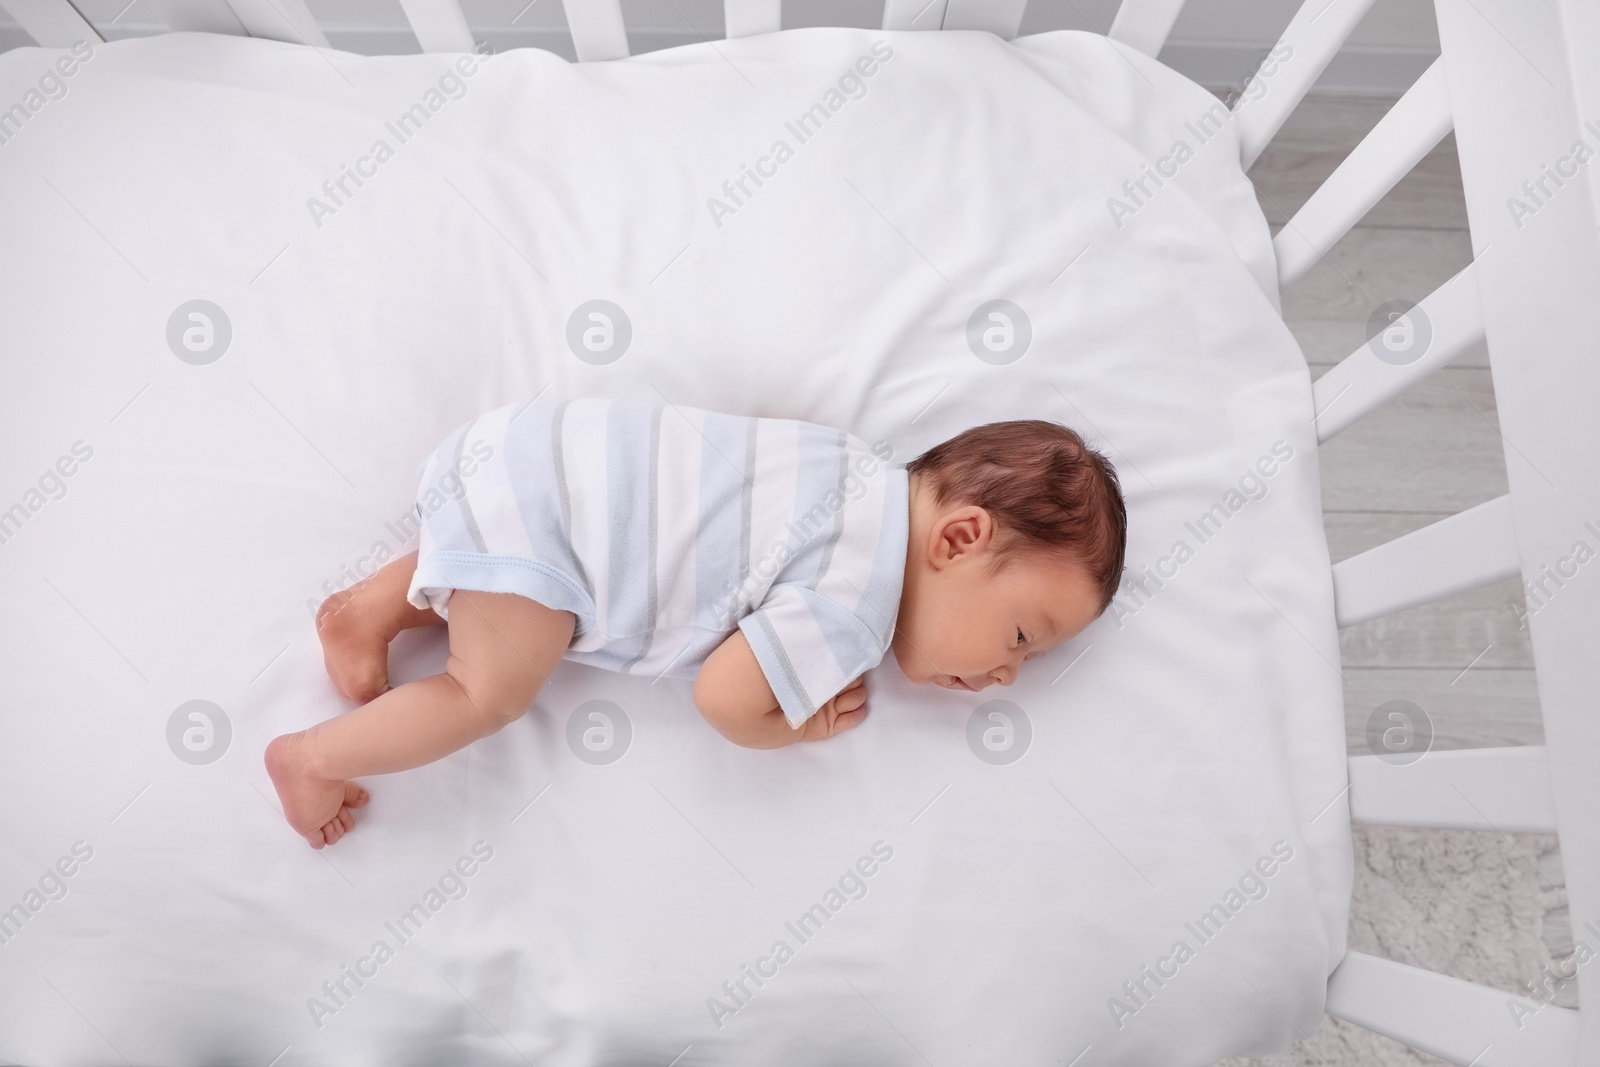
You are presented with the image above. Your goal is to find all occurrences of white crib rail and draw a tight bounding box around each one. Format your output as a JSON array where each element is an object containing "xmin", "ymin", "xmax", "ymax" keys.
[
  {"xmin": 941, "ymin": 0, "xmax": 1028, "ymax": 38},
  {"xmin": 1331, "ymin": 494, "xmax": 1520, "ymax": 628},
  {"xmin": 1428, "ymin": 0, "xmax": 1600, "ymax": 1059},
  {"xmin": 1289, "ymin": 0, "xmax": 1599, "ymax": 1056},
  {"xmin": 560, "ymin": 0, "xmax": 628, "ymax": 60},
  {"xmin": 1107, "ymin": 0, "xmax": 1187, "ymax": 58},
  {"xmin": 725, "ymin": 0, "xmax": 781, "ymax": 39},
  {"xmin": 1348, "ymin": 746, "xmax": 1558, "ymax": 832},
  {"xmin": 0, "ymin": 0, "xmax": 99, "ymax": 44},
  {"xmin": 1328, "ymin": 952, "xmax": 1580, "ymax": 1065},
  {"xmin": 0, "ymin": 0, "xmax": 1038, "ymax": 50},
  {"xmin": 166, "ymin": 0, "xmax": 324, "ymax": 45},
  {"xmin": 882, "ymin": 0, "xmax": 949, "ymax": 32},
  {"xmin": 143, "ymin": 0, "xmax": 244, "ymax": 37},
  {"xmin": 1273, "ymin": 57, "xmax": 1453, "ymax": 287},
  {"xmin": 396, "ymin": 0, "xmax": 473, "ymax": 52},
  {"xmin": 1311, "ymin": 261, "xmax": 1484, "ymax": 442},
  {"xmin": 1232, "ymin": 0, "xmax": 1380, "ymax": 169}
]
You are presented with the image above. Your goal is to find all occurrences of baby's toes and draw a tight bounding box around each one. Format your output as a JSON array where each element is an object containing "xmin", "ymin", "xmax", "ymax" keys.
[
  {"xmin": 344, "ymin": 782, "xmax": 369, "ymax": 809},
  {"xmin": 337, "ymin": 806, "xmax": 355, "ymax": 832}
]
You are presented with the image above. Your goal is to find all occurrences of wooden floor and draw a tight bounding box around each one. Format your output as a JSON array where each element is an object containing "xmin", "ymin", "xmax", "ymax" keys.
[{"xmin": 1244, "ymin": 91, "xmax": 1542, "ymax": 755}]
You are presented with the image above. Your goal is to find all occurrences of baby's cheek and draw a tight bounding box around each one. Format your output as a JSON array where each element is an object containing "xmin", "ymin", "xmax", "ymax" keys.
[{"xmin": 917, "ymin": 627, "xmax": 953, "ymax": 674}]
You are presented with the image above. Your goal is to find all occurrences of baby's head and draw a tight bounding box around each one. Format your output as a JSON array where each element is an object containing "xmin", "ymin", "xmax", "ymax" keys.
[{"xmin": 893, "ymin": 420, "xmax": 1126, "ymax": 691}]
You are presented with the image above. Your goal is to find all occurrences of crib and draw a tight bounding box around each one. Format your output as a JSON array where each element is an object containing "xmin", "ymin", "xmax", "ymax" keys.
[{"xmin": 1, "ymin": 0, "xmax": 1595, "ymax": 1062}]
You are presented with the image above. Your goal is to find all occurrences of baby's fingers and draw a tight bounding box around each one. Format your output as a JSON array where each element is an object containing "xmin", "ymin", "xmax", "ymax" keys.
[{"xmin": 829, "ymin": 703, "xmax": 869, "ymax": 736}]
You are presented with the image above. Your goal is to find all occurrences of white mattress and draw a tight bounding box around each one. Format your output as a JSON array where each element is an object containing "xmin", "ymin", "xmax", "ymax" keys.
[{"xmin": 0, "ymin": 26, "xmax": 1350, "ymax": 1066}]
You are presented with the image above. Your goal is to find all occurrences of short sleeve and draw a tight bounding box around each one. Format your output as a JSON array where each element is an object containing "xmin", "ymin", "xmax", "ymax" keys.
[{"xmin": 738, "ymin": 582, "xmax": 889, "ymax": 729}]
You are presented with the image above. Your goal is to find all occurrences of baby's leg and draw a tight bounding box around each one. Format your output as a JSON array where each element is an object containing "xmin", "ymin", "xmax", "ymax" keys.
[
  {"xmin": 267, "ymin": 589, "xmax": 575, "ymax": 848},
  {"xmin": 317, "ymin": 550, "xmax": 441, "ymax": 702}
]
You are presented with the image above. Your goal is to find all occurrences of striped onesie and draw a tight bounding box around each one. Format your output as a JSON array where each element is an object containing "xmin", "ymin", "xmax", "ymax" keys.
[{"xmin": 405, "ymin": 395, "xmax": 910, "ymax": 729}]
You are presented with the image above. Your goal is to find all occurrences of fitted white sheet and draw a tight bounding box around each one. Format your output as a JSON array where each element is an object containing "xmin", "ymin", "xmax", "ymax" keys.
[{"xmin": 0, "ymin": 26, "xmax": 1350, "ymax": 1066}]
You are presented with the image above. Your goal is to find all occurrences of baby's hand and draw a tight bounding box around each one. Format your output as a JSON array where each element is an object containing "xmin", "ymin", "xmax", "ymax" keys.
[{"xmin": 797, "ymin": 676, "xmax": 869, "ymax": 742}]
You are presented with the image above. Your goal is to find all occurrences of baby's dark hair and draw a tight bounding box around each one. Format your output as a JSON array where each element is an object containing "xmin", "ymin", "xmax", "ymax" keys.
[{"xmin": 905, "ymin": 420, "xmax": 1127, "ymax": 613}]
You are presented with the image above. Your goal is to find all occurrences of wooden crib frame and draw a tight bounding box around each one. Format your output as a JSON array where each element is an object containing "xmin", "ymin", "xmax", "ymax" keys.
[{"xmin": 4, "ymin": 0, "xmax": 1596, "ymax": 1061}]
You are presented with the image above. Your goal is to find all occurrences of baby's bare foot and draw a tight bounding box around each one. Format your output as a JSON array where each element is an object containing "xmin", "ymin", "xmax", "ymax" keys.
[
  {"xmin": 265, "ymin": 732, "xmax": 369, "ymax": 849},
  {"xmin": 316, "ymin": 590, "xmax": 391, "ymax": 703}
]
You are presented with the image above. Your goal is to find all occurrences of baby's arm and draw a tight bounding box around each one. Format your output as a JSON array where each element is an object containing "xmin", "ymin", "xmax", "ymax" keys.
[{"xmin": 694, "ymin": 632, "xmax": 868, "ymax": 748}]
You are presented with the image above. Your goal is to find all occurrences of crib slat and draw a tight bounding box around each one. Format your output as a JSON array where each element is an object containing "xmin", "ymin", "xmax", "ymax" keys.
[
  {"xmin": 882, "ymin": 0, "xmax": 948, "ymax": 30},
  {"xmin": 940, "ymin": 0, "xmax": 1029, "ymax": 38},
  {"xmin": 1332, "ymin": 495, "xmax": 1519, "ymax": 628},
  {"xmin": 1107, "ymin": 0, "xmax": 1188, "ymax": 58},
  {"xmin": 1348, "ymin": 746, "xmax": 1558, "ymax": 832},
  {"xmin": 1275, "ymin": 58, "xmax": 1453, "ymax": 287},
  {"xmin": 1327, "ymin": 951, "xmax": 1579, "ymax": 1065},
  {"xmin": 1234, "ymin": 0, "xmax": 1380, "ymax": 170},
  {"xmin": 561, "ymin": 0, "xmax": 628, "ymax": 60},
  {"xmin": 397, "ymin": 0, "xmax": 473, "ymax": 52},
  {"xmin": 1312, "ymin": 261, "xmax": 1484, "ymax": 442},
  {"xmin": 0, "ymin": 0, "xmax": 102, "ymax": 45},
  {"xmin": 725, "ymin": 0, "xmax": 780, "ymax": 38},
  {"xmin": 1434, "ymin": 11, "xmax": 1600, "ymax": 1060},
  {"xmin": 224, "ymin": 0, "xmax": 328, "ymax": 46},
  {"xmin": 145, "ymin": 0, "xmax": 245, "ymax": 35}
]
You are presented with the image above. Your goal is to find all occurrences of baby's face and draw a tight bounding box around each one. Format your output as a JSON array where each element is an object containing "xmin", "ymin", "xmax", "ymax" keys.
[{"xmin": 892, "ymin": 535, "xmax": 1103, "ymax": 693}]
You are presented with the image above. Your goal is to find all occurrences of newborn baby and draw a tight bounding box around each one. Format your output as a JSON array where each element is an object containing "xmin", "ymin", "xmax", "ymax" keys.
[{"xmin": 267, "ymin": 396, "xmax": 1127, "ymax": 848}]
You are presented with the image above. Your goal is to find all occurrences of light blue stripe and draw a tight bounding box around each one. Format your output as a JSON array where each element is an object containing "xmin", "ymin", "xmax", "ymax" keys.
[
  {"xmin": 694, "ymin": 410, "xmax": 753, "ymax": 630},
  {"xmin": 810, "ymin": 429, "xmax": 849, "ymax": 589},
  {"xmin": 550, "ymin": 399, "xmax": 591, "ymax": 593},
  {"xmin": 611, "ymin": 402, "xmax": 662, "ymax": 669},
  {"xmin": 854, "ymin": 463, "xmax": 911, "ymax": 647},
  {"xmin": 739, "ymin": 607, "xmax": 814, "ymax": 726},
  {"xmin": 503, "ymin": 395, "xmax": 592, "ymax": 627},
  {"xmin": 799, "ymin": 582, "xmax": 888, "ymax": 683},
  {"xmin": 614, "ymin": 404, "xmax": 659, "ymax": 671},
  {"xmin": 787, "ymin": 421, "xmax": 844, "ymax": 588},
  {"xmin": 765, "ymin": 449, "xmax": 909, "ymax": 684}
]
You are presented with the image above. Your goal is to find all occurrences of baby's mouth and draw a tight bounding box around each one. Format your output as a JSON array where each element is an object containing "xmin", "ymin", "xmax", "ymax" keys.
[{"xmin": 944, "ymin": 675, "xmax": 978, "ymax": 691}]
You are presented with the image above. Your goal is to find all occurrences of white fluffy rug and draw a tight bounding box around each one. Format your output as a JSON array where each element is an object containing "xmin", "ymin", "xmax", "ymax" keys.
[{"xmin": 1214, "ymin": 826, "xmax": 1572, "ymax": 1066}]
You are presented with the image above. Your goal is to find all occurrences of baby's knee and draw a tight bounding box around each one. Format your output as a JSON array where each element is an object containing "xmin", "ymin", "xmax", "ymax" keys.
[{"xmin": 445, "ymin": 653, "xmax": 537, "ymax": 728}]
